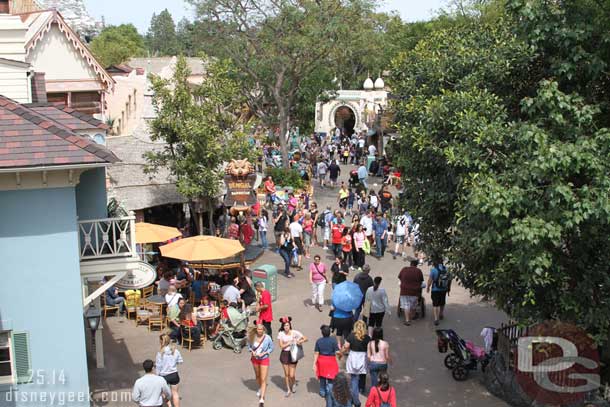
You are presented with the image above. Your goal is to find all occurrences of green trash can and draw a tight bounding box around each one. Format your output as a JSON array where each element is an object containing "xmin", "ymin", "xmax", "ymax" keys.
[
  {"xmin": 366, "ymin": 155, "xmax": 376, "ymax": 172},
  {"xmin": 252, "ymin": 264, "xmax": 278, "ymax": 302}
]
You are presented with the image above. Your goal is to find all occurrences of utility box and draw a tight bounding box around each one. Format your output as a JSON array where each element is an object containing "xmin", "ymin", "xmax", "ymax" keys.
[{"xmin": 252, "ymin": 264, "xmax": 278, "ymax": 302}]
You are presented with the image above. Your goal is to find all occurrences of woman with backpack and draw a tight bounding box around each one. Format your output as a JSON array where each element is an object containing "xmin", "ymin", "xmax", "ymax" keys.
[
  {"xmin": 365, "ymin": 372, "xmax": 396, "ymax": 407},
  {"xmin": 279, "ymin": 228, "xmax": 296, "ymax": 278}
]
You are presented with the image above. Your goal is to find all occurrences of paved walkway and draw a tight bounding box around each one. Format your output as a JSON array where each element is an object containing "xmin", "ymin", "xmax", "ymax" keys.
[{"xmin": 90, "ymin": 164, "xmax": 508, "ymax": 406}]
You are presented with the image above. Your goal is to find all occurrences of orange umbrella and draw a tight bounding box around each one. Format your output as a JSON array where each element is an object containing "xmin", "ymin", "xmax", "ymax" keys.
[
  {"xmin": 135, "ymin": 222, "xmax": 182, "ymax": 244},
  {"xmin": 159, "ymin": 235, "xmax": 244, "ymax": 262}
]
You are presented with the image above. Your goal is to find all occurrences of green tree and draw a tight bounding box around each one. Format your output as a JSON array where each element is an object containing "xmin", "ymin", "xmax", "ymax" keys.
[
  {"xmin": 188, "ymin": 0, "xmax": 380, "ymax": 167},
  {"xmin": 145, "ymin": 56, "xmax": 255, "ymax": 233},
  {"xmin": 146, "ymin": 9, "xmax": 179, "ymax": 56},
  {"xmin": 89, "ymin": 24, "xmax": 145, "ymax": 67}
]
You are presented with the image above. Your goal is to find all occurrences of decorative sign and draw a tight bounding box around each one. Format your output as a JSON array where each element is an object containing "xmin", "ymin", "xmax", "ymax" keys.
[
  {"xmin": 115, "ymin": 261, "xmax": 157, "ymax": 289},
  {"xmin": 223, "ymin": 159, "xmax": 257, "ymax": 209}
]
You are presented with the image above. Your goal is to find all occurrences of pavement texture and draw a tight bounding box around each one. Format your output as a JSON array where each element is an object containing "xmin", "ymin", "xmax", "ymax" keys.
[{"xmin": 89, "ymin": 164, "xmax": 509, "ymax": 407}]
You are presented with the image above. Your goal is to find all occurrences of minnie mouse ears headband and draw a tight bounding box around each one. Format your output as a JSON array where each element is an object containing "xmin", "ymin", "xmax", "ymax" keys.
[{"xmin": 279, "ymin": 316, "xmax": 292, "ymax": 324}]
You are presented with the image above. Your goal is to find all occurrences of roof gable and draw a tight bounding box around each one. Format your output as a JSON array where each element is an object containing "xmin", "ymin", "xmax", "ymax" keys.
[
  {"xmin": 20, "ymin": 10, "xmax": 114, "ymax": 90},
  {"xmin": 0, "ymin": 95, "xmax": 118, "ymax": 169},
  {"xmin": 26, "ymin": 103, "xmax": 108, "ymax": 131}
]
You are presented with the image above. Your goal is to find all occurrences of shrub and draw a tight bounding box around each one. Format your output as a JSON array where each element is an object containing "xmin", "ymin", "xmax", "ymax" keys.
[{"xmin": 265, "ymin": 167, "xmax": 305, "ymax": 190}]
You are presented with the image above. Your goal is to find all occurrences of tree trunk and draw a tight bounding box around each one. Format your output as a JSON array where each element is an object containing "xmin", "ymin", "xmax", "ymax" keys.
[
  {"xmin": 278, "ymin": 105, "xmax": 290, "ymax": 168},
  {"xmin": 207, "ymin": 197, "xmax": 215, "ymax": 235},
  {"xmin": 197, "ymin": 211, "xmax": 204, "ymax": 236}
]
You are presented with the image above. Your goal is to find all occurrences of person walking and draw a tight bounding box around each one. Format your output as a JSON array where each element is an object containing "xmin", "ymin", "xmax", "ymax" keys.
[
  {"xmin": 341, "ymin": 228, "xmax": 353, "ymax": 267},
  {"xmin": 264, "ymin": 175, "xmax": 276, "ymax": 207},
  {"xmin": 357, "ymin": 161, "xmax": 368, "ymax": 190},
  {"xmin": 289, "ymin": 216, "xmax": 304, "ymax": 270},
  {"xmin": 255, "ymin": 282, "xmax": 274, "ymax": 335},
  {"xmin": 365, "ymin": 277, "xmax": 390, "ymax": 336},
  {"xmin": 331, "ymin": 221, "xmax": 344, "ymax": 259},
  {"xmin": 273, "ymin": 205, "xmax": 288, "ymax": 248},
  {"xmin": 367, "ymin": 328, "xmax": 391, "ymax": 388},
  {"xmin": 427, "ymin": 261, "xmax": 451, "ymax": 326},
  {"xmin": 258, "ymin": 209, "xmax": 269, "ymax": 250},
  {"xmin": 365, "ymin": 372, "xmax": 397, "ymax": 407},
  {"xmin": 353, "ymin": 265, "xmax": 374, "ymax": 321},
  {"xmin": 343, "ymin": 320, "xmax": 371, "ymax": 407},
  {"xmin": 248, "ymin": 323, "xmax": 274, "ymax": 406},
  {"xmin": 279, "ymin": 228, "xmax": 296, "ymax": 278},
  {"xmin": 302, "ymin": 212, "xmax": 314, "ymax": 258},
  {"xmin": 398, "ymin": 259, "xmax": 424, "ymax": 326},
  {"xmin": 360, "ymin": 210, "xmax": 374, "ymax": 246},
  {"xmin": 278, "ymin": 316, "xmax": 308, "ymax": 397},
  {"xmin": 318, "ymin": 159, "xmax": 328, "ymax": 188},
  {"xmin": 313, "ymin": 324, "xmax": 342, "ymax": 406},
  {"xmin": 329, "ymin": 159, "xmax": 341, "ymax": 188},
  {"xmin": 310, "ymin": 255, "xmax": 328, "ymax": 312},
  {"xmin": 338, "ymin": 183, "xmax": 349, "ymax": 210},
  {"xmin": 331, "ymin": 256, "xmax": 349, "ymax": 288},
  {"xmin": 392, "ymin": 213, "xmax": 408, "ymax": 259},
  {"xmin": 155, "ymin": 334, "xmax": 183, "ymax": 407},
  {"xmin": 353, "ymin": 224, "xmax": 367, "ymax": 267},
  {"xmin": 372, "ymin": 212, "xmax": 389, "ymax": 258},
  {"xmin": 132, "ymin": 359, "xmax": 171, "ymax": 407},
  {"xmin": 331, "ymin": 372, "xmax": 353, "ymax": 407}
]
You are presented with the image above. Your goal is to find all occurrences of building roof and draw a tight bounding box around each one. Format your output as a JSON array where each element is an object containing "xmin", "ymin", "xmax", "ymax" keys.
[
  {"xmin": 18, "ymin": 9, "xmax": 114, "ymax": 90},
  {"xmin": 0, "ymin": 95, "xmax": 118, "ymax": 169},
  {"xmin": 128, "ymin": 57, "xmax": 206, "ymax": 76},
  {"xmin": 26, "ymin": 103, "xmax": 108, "ymax": 131}
]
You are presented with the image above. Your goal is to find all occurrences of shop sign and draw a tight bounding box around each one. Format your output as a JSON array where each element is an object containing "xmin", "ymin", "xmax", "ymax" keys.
[{"xmin": 115, "ymin": 261, "xmax": 157, "ymax": 289}]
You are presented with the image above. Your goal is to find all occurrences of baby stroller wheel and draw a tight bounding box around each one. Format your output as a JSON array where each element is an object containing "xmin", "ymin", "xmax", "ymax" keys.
[
  {"xmin": 444, "ymin": 354, "xmax": 460, "ymax": 369},
  {"xmin": 452, "ymin": 364, "xmax": 469, "ymax": 381},
  {"xmin": 212, "ymin": 341, "xmax": 223, "ymax": 350},
  {"xmin": 233, "ymin": 345, "xmax": 242, "ymax": 354}
]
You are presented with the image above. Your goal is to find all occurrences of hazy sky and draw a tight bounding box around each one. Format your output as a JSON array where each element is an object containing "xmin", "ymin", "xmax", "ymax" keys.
[{"xmin": 83, "ymin": 0, "xmax": 447, "ymax": 33}]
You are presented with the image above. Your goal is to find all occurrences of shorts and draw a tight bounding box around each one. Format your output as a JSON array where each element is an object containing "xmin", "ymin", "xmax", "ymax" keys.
[
  {"xmin": 303, "ymin": 231, "xmax": 312, "ymax": 246},
  {"xmin": 294, "ymin": 237, "xmax": 304, "ymax": 254},
  {"xmin": 368, "ymin": 312, "xmax": 385, "ymax": 328},
  {"xmin": 395, "ymin": 235, "xmax": 405, "ymax": 244},
  {"xmin": 331, "ymin": 316, "xmax": 353, "ymax": 337},
  {"xmin": 162, "ymin": 372, "xmax": 180, "ymax": 385},
  {"xmin": 330, "ymin": 176, "xmax": 338, "ymax": 183},
  {"xmin": 251, "ymin": 357, "xmax": 270, "ymax": 366},
  {"xmin": 319, "ymin": 173, "xmax": 327, "ymax": 180},
  {"xmin": 431, "ymin": 291, "xmax": 447, "ymax": 307},
  {"xmin": 400, "ymin": 295, "xmax": 418, "ymax": 310},
  {"xmin": 274, "ymin": 230, "xmax": 283, "ymax": 240},
  {"xmin": 280, "ymin": 350, "xmax": 297, "ymax": 365},
  {"xmin": 324, "ymin": 227, "xmax": 331, "ymax": 241}
]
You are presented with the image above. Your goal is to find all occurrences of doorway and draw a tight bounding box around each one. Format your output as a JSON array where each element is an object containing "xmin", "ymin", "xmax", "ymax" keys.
[{"xmin": 334, "ymin": 106, "xmax": 356, "ymax": 136}]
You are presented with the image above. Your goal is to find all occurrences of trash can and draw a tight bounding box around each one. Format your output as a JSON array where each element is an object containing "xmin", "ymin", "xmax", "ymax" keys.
[
  {"xmin": 366, "ymin": 155, "xmax": 376, "ymax": 172},
  {"xmin": 252, "ymin": 264, "xmax": 278, "ymax": 302}
]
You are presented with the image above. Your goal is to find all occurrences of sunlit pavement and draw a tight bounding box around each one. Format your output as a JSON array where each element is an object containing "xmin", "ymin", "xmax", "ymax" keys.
[{"xmin": 90, "ymin": 163, "xmax": 508, "ymax": 407}]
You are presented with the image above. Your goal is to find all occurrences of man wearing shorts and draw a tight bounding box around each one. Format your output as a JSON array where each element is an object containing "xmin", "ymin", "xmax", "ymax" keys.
[
  {"xmin": 317, "ymin": 160, "xmax": 328, "ymax": 188},
  {"xmin": 398, "ymin": 259, "xmax": 423, "ymax": 326},
  {"xmin": 427, "ymin": 262, "xmax": 450, "ymax": 326},
  {"xmin": 393, "ymin": 213, "xmax": 408, "ymax": 259}
]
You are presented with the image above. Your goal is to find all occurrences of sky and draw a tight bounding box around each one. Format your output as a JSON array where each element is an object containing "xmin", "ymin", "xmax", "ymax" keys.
[{"xmin": 83, "ymin": 0, "xmax": 447, "ymax": 34}]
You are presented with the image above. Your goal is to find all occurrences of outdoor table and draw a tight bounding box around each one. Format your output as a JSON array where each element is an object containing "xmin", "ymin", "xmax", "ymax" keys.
[
  {"xmin": 196, "ymin": 311, "xmax": 221, "ymax": 347},
  {"xmin": 147, "ymin": 295, "xmax": 165, "ymax": 305}
]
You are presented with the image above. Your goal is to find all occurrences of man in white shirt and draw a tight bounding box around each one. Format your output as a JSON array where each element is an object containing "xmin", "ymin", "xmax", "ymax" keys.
[
  {"xmin": 132, "ymin": 359, "xmax": 171, "ymax": 407},
  {"xmin": 317, "ymin": 160, "xmax": 328, "ymax": 188},
  {"xmin": 368, "ymin": 143, "xmax": 377, "ymax": 157},
  {"xmin": 360, "ymin": 211, "xmax": 374, "ymax": 243},
  {"xmin": 221, "ymin": 281, "xmax": 241, "ymax": 304},
  {"xmin": 393, "ymin": 214, "xmax": 409, "ymax": 259},
  {"xmin": 289, "ymin": 217, "xmax": 304, "ymax": 268}
]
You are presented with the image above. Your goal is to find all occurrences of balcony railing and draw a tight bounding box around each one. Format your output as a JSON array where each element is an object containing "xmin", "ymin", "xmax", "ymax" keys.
[{"xmin": 78, "ymin": 214, "xmax": 136, "ymax": 261}]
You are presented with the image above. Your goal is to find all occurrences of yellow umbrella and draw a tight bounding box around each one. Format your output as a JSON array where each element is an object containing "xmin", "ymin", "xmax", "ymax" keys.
[
  {"xmin": 159, "ymin": 235, "xmax": 245, "ymax": 262},
  {"xmin": 135, "ymin": 222, "xmax": 182, "ymax": 244}
]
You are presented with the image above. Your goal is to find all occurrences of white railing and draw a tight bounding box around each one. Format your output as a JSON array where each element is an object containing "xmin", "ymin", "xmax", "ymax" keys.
[{"xmin": 78, "ymin": 213, "xmax": 136, "ymax": 260}]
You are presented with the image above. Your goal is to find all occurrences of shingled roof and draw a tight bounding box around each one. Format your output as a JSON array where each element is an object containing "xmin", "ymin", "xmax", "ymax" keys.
[
  {"xmin": 26, "ymin": 103, "xmax": 109, "ymax": 131},
  {"xmin": 0, "ymin": 95, "xmax": 119, "ymax": 169}
]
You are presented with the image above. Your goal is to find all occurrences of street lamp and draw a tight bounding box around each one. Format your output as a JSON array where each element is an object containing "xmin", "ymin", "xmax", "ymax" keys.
[{"xmin": 85, "ymin": 304, "xmax": 101, "ymax": 333}]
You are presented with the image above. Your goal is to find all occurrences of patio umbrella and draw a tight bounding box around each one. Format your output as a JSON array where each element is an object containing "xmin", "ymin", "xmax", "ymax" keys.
[
  {"xmin": 331, "ymin": 281, "xmax": 363, "ymax": 312},
  {"xmin": 135, "ymin": 222, "xmax": 182, "ymax": 244},
  {"xmin": 159, "ymin": 235, "xmax": 244, "ymax": 262},
  {"xmin": 188, "ymin": 245, "xmax": 264, "ymax": 270}
]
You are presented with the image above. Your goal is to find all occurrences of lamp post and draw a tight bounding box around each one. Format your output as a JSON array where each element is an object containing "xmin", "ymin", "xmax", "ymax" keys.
[
  {"xmin": 85, "ymin": 304, "xmax": 103, "ymax": 367},
  {"xmin": 85, "ymin": 305, "xmax": 101, "ymax": 333}
]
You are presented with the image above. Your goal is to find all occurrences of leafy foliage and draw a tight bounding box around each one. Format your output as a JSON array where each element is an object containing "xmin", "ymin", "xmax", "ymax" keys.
[
  {"xmin": 265, "ymin": 167, "xmax": 304, "ymax": 190},
  {"xmin": 146, "ymin": 9, "xmax": 179, "ymax": 56},
  {"xmin": 90, "ymin": 24, "xmax": 145, "ymax": 67},
  {"xmin": 390, "ymin": 2, "xmax": 610, "ymax": 337}
]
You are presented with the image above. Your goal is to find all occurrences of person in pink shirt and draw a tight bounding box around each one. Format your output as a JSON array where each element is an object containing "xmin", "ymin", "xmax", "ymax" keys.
[
  {"xmin": 309, "ymin": 255, "xmax": 328, "ymax": 312},
  {"xmin": 352, "ymin": 224, "xmax": 367, "ymax": 267}
]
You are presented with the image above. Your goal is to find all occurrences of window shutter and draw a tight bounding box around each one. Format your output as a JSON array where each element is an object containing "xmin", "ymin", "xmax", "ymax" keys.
[{"xmin": 11, "ymin": 332, "xmax": 32, "ymax": 384}]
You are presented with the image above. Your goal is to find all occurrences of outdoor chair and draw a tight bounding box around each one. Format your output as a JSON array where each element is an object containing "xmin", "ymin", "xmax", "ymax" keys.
[
  {"xmin": 142, "ymin": 285, "xmax": 154, "ymax": 300},
  {"xmin": 135, "ymin": 297, "xmax": 152, "ymax": 326},
  {"xmin": 180, "ymin": 324, "xmax": 202, "ymax": 351},
  {"xmin": 148, "ymin": 303, "xmax": 165, "ymax": 332},
  {"xmin": 101, "ymin": 294, "xmax": 120, "ymax": 318},
  {"xmin": 124, "ymin": 290, "xmax": 140, "ymax": 320}
]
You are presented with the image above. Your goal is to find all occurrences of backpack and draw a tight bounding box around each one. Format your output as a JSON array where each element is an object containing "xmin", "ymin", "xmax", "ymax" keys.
[
  {"xmin": 434, "ymin": 265, "xmax": 451, "ymax": 290},
  {"xmin": 274, "ymin": 214, "xmax": 287, "ymax": 232},
  {"xmin": 318, "ymin": 210, "xmax": 330, "ymax": 227},
  {"xmin": 375, "ymin": 387, "xmax": 393, "ymax": 407}
]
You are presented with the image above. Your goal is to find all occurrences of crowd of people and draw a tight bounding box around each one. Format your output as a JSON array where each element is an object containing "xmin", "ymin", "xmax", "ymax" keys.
[{"xmin": 130, "ymin": 129, "xmax": 454, "ymax": 407}]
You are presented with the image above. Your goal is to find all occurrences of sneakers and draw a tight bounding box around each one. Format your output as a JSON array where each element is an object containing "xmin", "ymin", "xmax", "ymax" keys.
[
  {"xmin": 434, "ymin": 320, "xmax": 439, "ymax": 326},
  {"xmin": 323, "ymin": 246, "xmax": 328, "ymax": 250},
  {"xmin": 256, "ymin": 389, "xmax": 261, "ymax": 397}
]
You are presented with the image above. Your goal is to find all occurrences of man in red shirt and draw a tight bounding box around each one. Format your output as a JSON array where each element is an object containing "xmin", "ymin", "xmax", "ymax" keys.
[
  {"xmin": 398, "ymin": 259, "xmax": 424, "ymax": 326},
  {"xmin": 255, "ymin": 281, "xmax": 273, "ymax": 335},
  {"xmin": 330, "ymin": 221, "xmax": 344, "ymax": 259},
  {"xmin": 264, "ymin": 176, "xmax": 276, "ymax": 207}
]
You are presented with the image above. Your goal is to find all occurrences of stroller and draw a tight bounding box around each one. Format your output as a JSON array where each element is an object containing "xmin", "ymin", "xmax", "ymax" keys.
[
  {"xmin": 212, "ymin": 306, "xmax": 250, "ymax": 353},
  {"xmin": 436, "ymin": 329, "xmax": 492, "ymax": 381},
  {"xmin": 349, "ymin": 169, "xmax": 360, "ymax": 188},
  {"xmin": 397, "ymin": 285, "xmax": 425, "ymax": 320}
]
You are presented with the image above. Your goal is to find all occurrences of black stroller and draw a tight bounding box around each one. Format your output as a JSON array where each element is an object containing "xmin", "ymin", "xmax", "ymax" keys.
[
  {"xmin": 436, "ymin": 329, "xmax": 493, "ymax": 381},
  {"xmin": 349, "ymin": 169, "xmax": 359, "ymax": 188}
]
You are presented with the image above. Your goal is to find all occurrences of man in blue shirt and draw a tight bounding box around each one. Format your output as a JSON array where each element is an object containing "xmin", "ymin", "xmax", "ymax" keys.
[
  {"xmin": 427, "ymin": 261, "xmax": 451, "ymax": 325},
  {"xmin": 372, "ymin": 213, "xmax": 389, "ymax": 258},
  {"xmin": 105, "ymin": 286, "xmax": 125, "ymax": 314},
  {"xmin": 357, "ymin": 162, "xmax": 368, "ymax": 189}
]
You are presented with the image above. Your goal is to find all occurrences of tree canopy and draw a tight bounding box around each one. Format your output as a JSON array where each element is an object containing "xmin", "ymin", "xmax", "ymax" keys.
[
  {"xmin": 89, "ymin": 24, "xmax": 145, "ymax": 67},
  {"xmin": 146, "ymin": 9, "xmax": 179, "ymax": 56},
  {"xmin": 389, "ymin": 0, "xmax": 610, "ymax": 338}
]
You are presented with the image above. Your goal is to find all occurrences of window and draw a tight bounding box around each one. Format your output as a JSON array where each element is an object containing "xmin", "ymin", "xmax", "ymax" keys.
[{"xmin": 0, "ymin": 332, "xmax": 13, "ymax": 385}]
